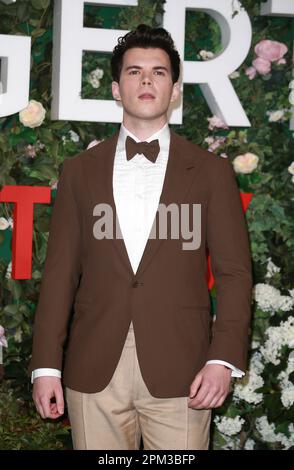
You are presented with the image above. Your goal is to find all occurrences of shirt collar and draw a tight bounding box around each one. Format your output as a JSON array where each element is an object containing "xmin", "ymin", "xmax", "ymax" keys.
[{"xmin": 117, "ymin": 122, "xmax": 170, "ymax": 155}]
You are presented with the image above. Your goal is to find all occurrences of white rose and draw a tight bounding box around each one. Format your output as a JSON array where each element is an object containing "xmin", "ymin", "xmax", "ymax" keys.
[
  {"xmin": 289, "ymin": 91, "xmax": 294, "ymax": 106},
  {"xmin": 267, "ymin": 110, "xmax": 285, "ymax": 122},
  {"xmin": 288, "ymin": 162, "xmax": 294, "ymax": 175},
  {"xmin": 87, "ymin": 67, "xmax": 104, "ymax": 88},
  {"xmin": 229, "ymin": 71, "xmax": 240, "ymax": 79},
  {"xmin": 19, "ymin": 100, "xmax": 46, "ymax": 128},
  {"xmin": 69, "ymin": 130, "xmax": 80, "ymax": 143},
  {"xmin": 199, "ymin": 50, "xmax": 214, "ymax": 60},
  {"xmin": 233, "ymin": 152, "xmax": 259, "ymax": 174}
]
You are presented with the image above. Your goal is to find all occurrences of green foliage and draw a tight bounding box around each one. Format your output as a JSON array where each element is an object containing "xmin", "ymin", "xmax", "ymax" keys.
[{"xmin": 0, "ymin": 381, "xmax": 72, "ymax": 450}]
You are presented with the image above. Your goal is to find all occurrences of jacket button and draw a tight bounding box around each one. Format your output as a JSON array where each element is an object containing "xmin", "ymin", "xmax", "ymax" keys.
[{"xmin": 132, "ymin": 280, "xmax": 143, "ymax": 288}]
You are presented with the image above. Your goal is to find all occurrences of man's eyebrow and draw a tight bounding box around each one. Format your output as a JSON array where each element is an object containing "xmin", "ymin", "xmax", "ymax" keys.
[{"xmin": 124, "ymin": 65, "xmax": 169, "ymax": 71}]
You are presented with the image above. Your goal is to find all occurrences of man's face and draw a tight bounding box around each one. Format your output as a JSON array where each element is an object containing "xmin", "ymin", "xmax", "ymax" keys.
[{"xmin": 112, "ymin": 47, "xmax": 180, "ymax": 122}]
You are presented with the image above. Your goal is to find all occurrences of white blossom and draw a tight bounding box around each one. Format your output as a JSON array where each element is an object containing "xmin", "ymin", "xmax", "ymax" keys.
[
  {"xmin": 0, "ymin": 217, "xmax": 9, "ymax": 230},
  {"xmin": 281, "ymin": 387, "xmax": 294, "ymax": 409},
  {"xmin": 278, "ymin": 361, "xmax": 294, "ymax": 386},
  {"xmin": 69, "ymin": 130, "xmax": 80, "ymax": 143},
  {"xmin": 87, "ymin": 67, "xmax": 104, "ymax": 88},
  {"xmin": 244, "ymin": 438, "xmax": 255, "ymax": 450},
  {"xmin": 278, "ymin": 362, "xmax": 294, "ymax": 409},
  {"xmin": 199, "ymin": 50, "xmax": 214, "ymax": 60},
  {"xmin": 288, "ymin": 162, "xmax": 294, "ymax": 176},
  {"xmin": 266, "ymin": 109, "xmax": 287, "ymax": 122},
  {"xmin": 214, "ymin": 415, "xmax": 245, "ymax": 436},
  {"xmin": 260, "ymin": 317, "xmax": 294, "ymax": 365},
  {"xmin": 233, "ymin": 353, "xmax": 264, "ymax": 404},
  {"xmin": 256, "ymin": 417, "xmax": 294, "ymax": 449},
  {"xmin": 5, "ymin": 261, "xmax": 12, "ymax": 279},
  {"xmin": 265, "ymin": 257, "xmax": 280, "ymax": 278},
  {"xmin": 229, "ymin": 71, "xmax": 240, "ymax": 79},
  {"xmin": 256, "ymin": 416, "xmax": 283, "ymax": 443},
  {"xmin": 253, "ymin": 283, "xmax": 294, "ymax": 314},
  {"xmin": 280, "ymin": 424, "xmax": 294, "ymax": 449}
]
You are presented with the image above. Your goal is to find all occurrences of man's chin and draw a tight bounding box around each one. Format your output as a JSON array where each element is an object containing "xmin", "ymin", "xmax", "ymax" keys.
[{"xmin": 128, "ymin": 109, "xmax": 167, "ymax": 121}]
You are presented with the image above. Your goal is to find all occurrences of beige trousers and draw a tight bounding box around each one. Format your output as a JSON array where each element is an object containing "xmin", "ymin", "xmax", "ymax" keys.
[{"xmin": 65, "ymin": 321, "xmax": 211, "ymax": 450}]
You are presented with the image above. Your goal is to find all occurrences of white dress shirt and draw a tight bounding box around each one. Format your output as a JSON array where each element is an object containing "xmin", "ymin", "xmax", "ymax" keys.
[{"xmin": 32, "ymin": 123, "xmax": 244, "ymax": 383}]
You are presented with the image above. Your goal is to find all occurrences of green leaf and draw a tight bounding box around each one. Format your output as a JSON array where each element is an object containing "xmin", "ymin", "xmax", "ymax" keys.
[
  {"xmin": 6, "ymin": 279, "xmax": 23, "ymax": 300},
  {"xmin": 31, "ymin": 28, "xmax": 46, "ymax": 39},
  {"xmin": 31, "ymin": 0, "xmax": 50, "ymax": 10},
  {"xmin": 3, "ymin": 304, "xmax": 19, "ymax": 316},
  {"xmin": 29, "ymin": 163, "xmax": 57, "ymax": 181}
]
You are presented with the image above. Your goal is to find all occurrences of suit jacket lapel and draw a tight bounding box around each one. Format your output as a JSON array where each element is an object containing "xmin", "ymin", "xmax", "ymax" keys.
[
  {"xmin": 87, "ymin": 129, "xmax": 204, "ymax": 278},
  {"xmin": 135, "ymin": 130, "xmax": 200, "ymax": 277}
]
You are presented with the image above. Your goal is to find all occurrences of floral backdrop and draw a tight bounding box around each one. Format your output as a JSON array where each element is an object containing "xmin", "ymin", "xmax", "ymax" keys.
[{"xmin": 0, "ymin": 0, "xmax": 293, "ymax": 450}]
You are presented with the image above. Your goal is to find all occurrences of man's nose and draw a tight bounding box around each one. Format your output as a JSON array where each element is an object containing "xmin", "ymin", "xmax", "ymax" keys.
[{"xmin": 141, "ymin": 73, "xmax": 152, "ymax": 85}]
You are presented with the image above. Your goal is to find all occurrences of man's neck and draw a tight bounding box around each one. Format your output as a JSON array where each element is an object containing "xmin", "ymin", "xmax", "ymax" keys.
[{"xmin": 122, "ymin": 116, "xmax": 168, "ymax": 141}]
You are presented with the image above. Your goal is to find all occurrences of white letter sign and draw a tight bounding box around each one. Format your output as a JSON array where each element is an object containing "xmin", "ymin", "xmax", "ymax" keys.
[{"xmin": 164, "ymin": 0, "xmax": 252, "ymax": 126}]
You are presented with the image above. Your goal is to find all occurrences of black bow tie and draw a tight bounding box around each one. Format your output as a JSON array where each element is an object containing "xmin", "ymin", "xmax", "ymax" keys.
[{"xmin": 125, "ymin": 136, "xmax": 160, "ymax": 163}]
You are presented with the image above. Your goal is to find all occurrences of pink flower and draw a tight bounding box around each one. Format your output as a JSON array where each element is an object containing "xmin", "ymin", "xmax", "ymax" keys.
[
  {"xmin": 246, "ymin": 39, "xmax": 288, "ymax": 81},
  {"xmin": 254, "ymin": 39, "xmax": 288, "ymax": 63},
  {"xmin": 245, "ymin": 66, "xmax": 257, "ymax": 80},
  {"xmin": 87, "ymin": 139, "xmax": 102, "ymax": 149},
  {"xmin": 206, "ymin": 136, "xmax": 226, "ymax": 152},
  {"xmin": 0, "ymin": 325, "xmax": 8, "ymax": 348},
  {"xmin": 207, "ymin": 116, "xmax": 228, "ymax": 131},
  {"xmin": 252, "ymin": 57, "xmax": 271, "ymax": 75}
]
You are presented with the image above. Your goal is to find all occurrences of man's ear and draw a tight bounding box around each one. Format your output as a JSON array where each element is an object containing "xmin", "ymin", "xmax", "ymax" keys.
[
  {"xmin": 170, "ymin": 82, "xmax": 180, "ymax": 103},
  {"xmin": 112, "ymin": 81, "xmax": 121, "ymax": 101}
]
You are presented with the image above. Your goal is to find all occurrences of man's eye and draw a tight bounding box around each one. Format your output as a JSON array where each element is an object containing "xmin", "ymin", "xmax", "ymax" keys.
[
  {"xmin": 129, "ymin": 70, "xmax": 139, "ymax": 75},
  {"xmin": 155, "ymin": 70, "xmax": 164, "ymax": 76}
]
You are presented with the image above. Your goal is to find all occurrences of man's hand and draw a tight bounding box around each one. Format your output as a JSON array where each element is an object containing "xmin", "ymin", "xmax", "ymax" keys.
[
  {"xmin": 33, "ymin": 376, "xmax": 64, "ymax": 419},
  {"xmin": 188, "ymin": 364, "xmax": 232, "ymax": 409}
]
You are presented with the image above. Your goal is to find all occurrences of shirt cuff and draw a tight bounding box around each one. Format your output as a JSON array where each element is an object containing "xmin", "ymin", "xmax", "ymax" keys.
[
  {"xmin": 31, "ymin": 368, "xmax": 62, "ymax": 384},
  {"xmin": 205, "ymin": 360, "xmax": 245, "ymax": 378}
]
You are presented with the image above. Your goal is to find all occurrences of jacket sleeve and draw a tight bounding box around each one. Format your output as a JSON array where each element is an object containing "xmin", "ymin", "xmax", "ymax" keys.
[
  {"xmin": 206, "ymin": 157, "xmax": 253, "ymax": 371},
  {"xmin": 28, "ymin": 158, "xmax": 82, "ymax": 374}
]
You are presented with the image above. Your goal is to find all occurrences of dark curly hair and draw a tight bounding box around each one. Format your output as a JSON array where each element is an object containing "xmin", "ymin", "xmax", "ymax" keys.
[{"xmin": 111, "ymin": 24, "xmax": 180, "ymax": 84}]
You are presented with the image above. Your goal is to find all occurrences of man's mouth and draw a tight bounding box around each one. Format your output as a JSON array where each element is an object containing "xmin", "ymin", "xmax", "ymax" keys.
[{"xmin": 138, "ymin": 93, "xmax": 155, "ymax": 100}]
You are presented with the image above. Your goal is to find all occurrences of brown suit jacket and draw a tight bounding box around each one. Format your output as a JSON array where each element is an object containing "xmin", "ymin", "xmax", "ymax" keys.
[{"xmin": 28, "ymin": 129, "xmax": 253, "ymax": 397}]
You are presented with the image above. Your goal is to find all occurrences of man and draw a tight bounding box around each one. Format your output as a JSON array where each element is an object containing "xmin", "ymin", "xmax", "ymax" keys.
[{"xmin": 29, "ymin": 24, "xmax": 253, "ymax": 450}]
